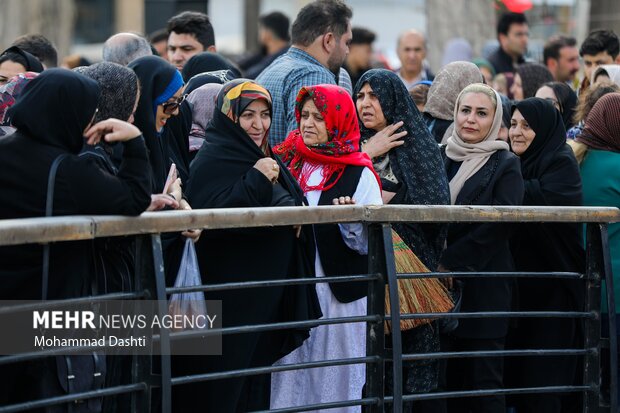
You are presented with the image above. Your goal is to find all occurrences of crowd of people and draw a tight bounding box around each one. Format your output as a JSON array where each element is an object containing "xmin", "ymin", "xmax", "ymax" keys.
[{"xmin": 0, "ymin": 0, "xmax": 619, "ymax": 412}]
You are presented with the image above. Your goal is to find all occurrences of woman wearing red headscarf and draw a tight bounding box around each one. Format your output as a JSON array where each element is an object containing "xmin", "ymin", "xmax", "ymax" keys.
[{"xmin": 272, "ymin": 84, "xmax": 382, "ymax": 411}]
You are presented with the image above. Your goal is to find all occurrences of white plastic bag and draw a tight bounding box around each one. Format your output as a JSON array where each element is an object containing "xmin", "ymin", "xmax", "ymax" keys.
[{"xmin": 168, "ymin": 239, "xmax": 208, "ymax": 331}]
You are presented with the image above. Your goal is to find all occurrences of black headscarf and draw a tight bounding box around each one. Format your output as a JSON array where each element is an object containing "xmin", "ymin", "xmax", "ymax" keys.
[
  {"xmin": 181, "ymin": 52, "xmax": 242, "ymax": 82},
  {"xmin": 182, "ymin": 81, "xmax": 321, "ymax": 410},
  {"xmin": 0, "ymin": 46, "xmax": 44, "ymax": 73},
  {"xmin": 354, "ymin": 69, "xmax": 450, "ymax": 270},
  {"xmin": 541, "ymin": 81, "xmax": 578, "ymax": 130},
  {"xmin": 185, "ymin": 69, "xmax": 238, "ymax": 95},
  {"xmin": 512, "ymin": 98, "xmax": 577, "ymax": 187},
  {"xmin": 511, "ymin": 98, "xmax": 584, "ymax": 289},
  {"xmin": 128, "ymin": 55, "xmax": 183, "ymax": 192},
  {"xmin": 7, "ymin": 69, "xmax": 99, "ymax": 154}
]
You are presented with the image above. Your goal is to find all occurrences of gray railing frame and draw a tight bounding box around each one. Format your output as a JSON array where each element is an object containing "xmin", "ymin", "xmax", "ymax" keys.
[{"xmin": 0, "ymin": 205, "xmax": 617, "ymax": 413}]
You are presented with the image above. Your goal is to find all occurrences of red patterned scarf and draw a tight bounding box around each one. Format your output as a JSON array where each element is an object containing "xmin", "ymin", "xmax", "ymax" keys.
[{"xmin": 274, "ymin": 84, "xmax": 380, "ymax": 193}]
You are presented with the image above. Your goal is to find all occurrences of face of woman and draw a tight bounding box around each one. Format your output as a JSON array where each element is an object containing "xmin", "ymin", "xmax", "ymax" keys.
[
  {"xmin": 0, "ymin": 60, "xmax": 26, "ymax": 85},
  {"xmin": 534, "ymin": 86, "xmax": 560, "ymax": 111},
  {"xmin": 455, "ymin": 92, "xmax": 496, "ymax": 144},
  {"xmin": 509, "ymin": 109, "xmax": 536, "ymax": 156},
  {"xmin": 300, "ymin": 98, "xmax": 329, "ymax": 145},
  {"xmin": 480, "ymin": 67, "xmax": 494, "ymax": 85},
  {"xmin": 155, "ymin": 86, "xmax": 183, "ymax": 131},
  {"xmin": 356, "ymin": 83, "xmax": 387, "ymax": 131},
  {"xmin": 510, "ymin": 73, "xmax": 524, "ymax": 101},
  {"xmin": 239, "ymin": 99, "xmax": 271, "ymax": 146}
]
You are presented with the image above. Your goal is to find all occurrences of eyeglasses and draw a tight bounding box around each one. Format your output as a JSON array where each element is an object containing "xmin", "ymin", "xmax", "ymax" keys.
[{"xmin": 161, "ymin": 94, "xmax": 187, "ymax": 115}]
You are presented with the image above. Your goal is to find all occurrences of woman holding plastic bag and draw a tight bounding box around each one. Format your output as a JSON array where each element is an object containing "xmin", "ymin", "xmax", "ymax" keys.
[{"xmin": 179, "ymin": 79, "xmax": 321, "ymax": 412}]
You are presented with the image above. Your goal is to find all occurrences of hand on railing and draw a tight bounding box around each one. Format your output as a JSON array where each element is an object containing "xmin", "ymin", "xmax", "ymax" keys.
[
  {"xmin": 332, "ymin": 196, "xmax": 356, "ymax": 205},
  {"xmin": 146, "ymin": 194, "xmax": 179, "ymax": 211}
]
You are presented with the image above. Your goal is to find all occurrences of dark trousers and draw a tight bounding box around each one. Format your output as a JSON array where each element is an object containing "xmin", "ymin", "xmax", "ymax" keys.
[{"xmin": 414, "ymin": 335, "xmax": 506, "ymax": 413}]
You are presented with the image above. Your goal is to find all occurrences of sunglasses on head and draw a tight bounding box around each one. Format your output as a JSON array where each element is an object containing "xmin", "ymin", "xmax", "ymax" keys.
[{"xmin": 161, "ymin": 94, "xmax": 187, "ymax": 115}]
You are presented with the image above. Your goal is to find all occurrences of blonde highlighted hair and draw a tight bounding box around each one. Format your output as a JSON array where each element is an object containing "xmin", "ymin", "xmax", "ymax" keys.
[
  {"xmin": 567, "ymin": 140, "xmax": 588, "ymax": 164},
  {"xmin": 457, "ymin": 83, "xmax": 498, "ymax": 108}
]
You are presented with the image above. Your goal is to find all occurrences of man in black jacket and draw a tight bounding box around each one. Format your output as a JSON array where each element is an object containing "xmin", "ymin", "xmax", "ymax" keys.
[{"xmin": 488, "ymin": 12, "xmax": 529, "ymax": 75}]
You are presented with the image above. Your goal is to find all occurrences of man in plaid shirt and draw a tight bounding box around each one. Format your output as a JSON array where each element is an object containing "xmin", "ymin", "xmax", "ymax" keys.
[{"xmin": 257, "ymin": 0, "xmax": 353, "ymax": 146}]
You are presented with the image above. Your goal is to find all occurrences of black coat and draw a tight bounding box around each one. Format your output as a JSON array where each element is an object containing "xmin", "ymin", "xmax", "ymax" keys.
[
  {"xmin": 440, "ymin": 149, "xmax": 524, "ymax": 339},
  {"xmin": 487, "ymin": 46, "xmax": 525, "ymax": 74},
  {"xmin": 510, "ymin": 98, "xmax": 585, "ymax": 310},
  {"xmin": 0, "ymin": 70, "xmax": 151, "ymax": 300},
  {"xmin": 176, "ymin": 83, "xmax": 321, "ymax": 412}
]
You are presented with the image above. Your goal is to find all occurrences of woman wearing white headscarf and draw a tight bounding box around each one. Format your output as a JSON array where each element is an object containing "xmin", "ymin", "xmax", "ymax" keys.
[{"xmin": 435, "ymin": 83, "xmax": 524, "ymax": 413}]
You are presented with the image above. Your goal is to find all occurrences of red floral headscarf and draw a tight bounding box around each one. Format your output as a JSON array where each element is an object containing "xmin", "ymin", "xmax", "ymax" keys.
[{"xmin": 274, "ymin": 84, "xmax": 380, "ymax": 193}]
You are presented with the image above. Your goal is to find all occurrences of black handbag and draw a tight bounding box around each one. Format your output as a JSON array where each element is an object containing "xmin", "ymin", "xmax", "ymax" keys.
[{"xmin": 41, "ymin": 154, "xmax": 106, "ymax": 413}]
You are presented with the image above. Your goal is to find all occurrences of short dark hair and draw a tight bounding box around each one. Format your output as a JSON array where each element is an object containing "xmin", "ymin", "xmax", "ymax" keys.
[
  {"xmin": 351, "ymin": 27, "xmax": 376, "ymax": 46},
  {"xmin": 291, "ymin": 0, "xmax": 352, "ymax": 47},
  {"xmin": 11, "ymin": 34, "xmax": 58, "ymax": 67},
  {"xmin": 579, "ymin": 29, "xmax": 619, "ymax": 59},
  {"xmin": 497, "ymin": 12, "xmax": 527, "ymax": 38},
  {"xmin": 0, "ymin": 51, "xmax": 28, "ymax": 68},
  {"xmin": 543, "ymin": 35, "xmax": 577, "ymax": 64},
  {"xmin": 149, "ymin": 28, "xmax": 169, "ymax": 44},
  {"xmin": 167, "ymin": 11, "xmax": 215, "ymax": 49},
  {"xmin": 259, "ymin": 12, "xmax": 290, "ymax": 42}
]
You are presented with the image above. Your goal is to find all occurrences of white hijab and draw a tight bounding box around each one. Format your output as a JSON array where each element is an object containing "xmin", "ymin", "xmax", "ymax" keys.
[{"xmin": 445, "ymin": 83, "xmax": 509, "ymax": 204}]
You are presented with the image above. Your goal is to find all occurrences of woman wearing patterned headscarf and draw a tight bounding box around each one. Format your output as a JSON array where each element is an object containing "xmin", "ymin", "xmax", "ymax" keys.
[
  {"xmin": 185, "ymin": 83, "xmax": 223, "ymax": 157},
  {"xmin": 272, "ymin": 84, "xmax": 381, "ymax": 410},
  {"xmin": 439, "ymin": 83, "xmax": 524, "ymax": 412},
  {"xmin": 183, "ymin": 79, "xmax": 321, "ymax": 412},
  {"xmin": 511, "ymin": 62, "xmax": 553, "ymax": 101},
  {"xmin": 0, "ymin": 71, "xmax": 38, "ymax": 137},
  {"xmin": 354, "ymin": 68, "xmax": 450, "ymax": 406},
  {"xmin": 423, "ymin": 61, "xmax": 484, "ymax": 143},
  {"xmin": 572, "ymin": 93, "xmax": 620, "ymax": 399}
]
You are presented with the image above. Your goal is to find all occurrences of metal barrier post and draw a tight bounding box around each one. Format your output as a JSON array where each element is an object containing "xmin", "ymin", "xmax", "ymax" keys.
[
  {"xmin": 131, "ymin": 235, "xmax": 159, "ymax": 412},
  {"xmin": 584, "ymin": 223, "xmax": 604, "ymax": 412},
  {"xmin": 367, "ymin": 223, "xmax": 403, "ymax": 412},
  {"xmin": 367, "ymin": 224, "xmax": 387, "ymax": 412},
  {"xmin": 600, "ymin": 225, "xmax": 618, "ymax": 413}
]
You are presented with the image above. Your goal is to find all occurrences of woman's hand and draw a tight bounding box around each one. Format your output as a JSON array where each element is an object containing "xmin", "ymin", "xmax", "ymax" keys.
[
  {"xmin": 362, "ymin": 121, "xmax": 407, "ymax": 159},
  {"xmin": 382, "ymin": 190, "xmax": 396, "ymax": 205},
  {"xmin": 167, "ymin": 176, "xmax": 183, "ymax": 205},
  {"xmin": 84, "ymin": 118, "xmax": 141, "ymax": 145},
  {"xmin": 146, "ymin": 194, "xmax": 179, "ymax": 211},
  {"xmin": 253, "ymin": 157, "xmax": 280, "ymax": 183},
  {"xmin": 332, "ymin": 196, "xmax": 356, "ymax": 205},
  {"xmin": 178, "ymin": 199, "xmax": 202, "ymax": 242}
]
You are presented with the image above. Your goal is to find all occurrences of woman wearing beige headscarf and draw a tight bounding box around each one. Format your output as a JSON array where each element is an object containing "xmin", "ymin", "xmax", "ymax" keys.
[
  {"xmin": 423, "ymin": 61, "xmax": 484, "ymax": 143},
  {"xmin": 435, "ymin": 83, "xmax": 524, "ymax": 413}
]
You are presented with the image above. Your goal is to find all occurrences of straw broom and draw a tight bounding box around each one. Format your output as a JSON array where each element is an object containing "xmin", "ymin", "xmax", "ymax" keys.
[{"xmin": 385, "ymin": 229, "xmax": 454, "ymax": 333}]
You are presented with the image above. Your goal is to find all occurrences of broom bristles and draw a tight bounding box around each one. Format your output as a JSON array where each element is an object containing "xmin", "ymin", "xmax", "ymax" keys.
[{"xmin": 385, "ymin": 230, "xmax": 454, "ymax": 333}]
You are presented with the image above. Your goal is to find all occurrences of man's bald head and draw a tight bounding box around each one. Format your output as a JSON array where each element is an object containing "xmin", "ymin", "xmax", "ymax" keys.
[
  {"xmin": 397, "ymin": 29, "xmax": 427, "ymax": 79},
  {"xmin": 103, "ymin": 33, "xmax": 152, "ymax": 66}
]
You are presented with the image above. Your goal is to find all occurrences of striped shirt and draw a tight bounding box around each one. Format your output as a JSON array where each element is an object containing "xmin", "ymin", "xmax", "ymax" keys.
[{"xmin": 256, "ymin": 47, "xmax": 352, "ymax": 145}]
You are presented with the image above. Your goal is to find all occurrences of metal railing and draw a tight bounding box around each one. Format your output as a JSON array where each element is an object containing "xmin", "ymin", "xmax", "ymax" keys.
[{"xmin": 0, "ymin": 205, "xmax": 617, "ymax": 413}]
